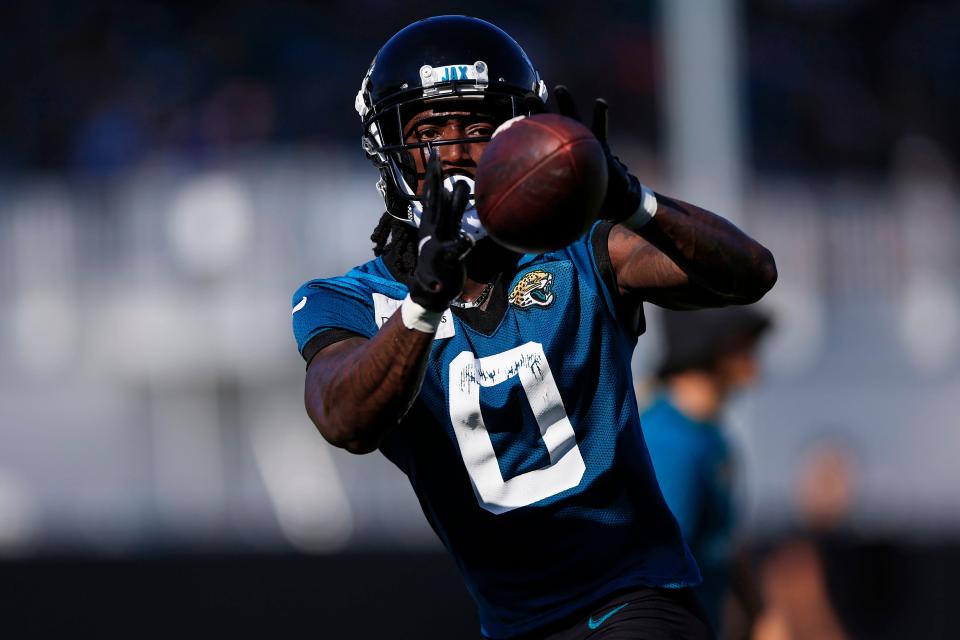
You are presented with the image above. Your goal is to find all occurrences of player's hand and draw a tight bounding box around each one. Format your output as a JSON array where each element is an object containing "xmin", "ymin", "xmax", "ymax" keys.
[
  {"xmin": 410, "ymin": 152, "xmax": 474, "ymax": 312},
  {"xmin": 553, "ymin": 85, "xmax": 644, "ymax": 224}
]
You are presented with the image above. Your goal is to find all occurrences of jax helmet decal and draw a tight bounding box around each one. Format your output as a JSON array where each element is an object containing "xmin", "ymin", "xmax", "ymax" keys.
[{"xmin": 356, "ymin": 15, "xmax": 549, "ymax": 227}]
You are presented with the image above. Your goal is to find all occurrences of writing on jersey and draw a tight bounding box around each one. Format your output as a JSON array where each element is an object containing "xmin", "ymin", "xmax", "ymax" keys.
[{"xmin": 292, "ymin": 222, "xmax": 700, "ymax": 638}]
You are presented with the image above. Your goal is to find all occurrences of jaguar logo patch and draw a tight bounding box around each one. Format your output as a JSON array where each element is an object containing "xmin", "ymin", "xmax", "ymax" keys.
[{"xmin": 509, "ymin": 270, "xmax": 555, "ymax": 309}]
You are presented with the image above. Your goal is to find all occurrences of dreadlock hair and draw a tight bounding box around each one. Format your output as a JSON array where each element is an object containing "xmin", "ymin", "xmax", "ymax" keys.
[{"xmin": 371, "ymin": 211, "xmax": 419, "ymax": 276}]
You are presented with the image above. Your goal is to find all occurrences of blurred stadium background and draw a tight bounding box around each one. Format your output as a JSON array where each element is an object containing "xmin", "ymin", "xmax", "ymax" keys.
[{"xmin": 2, "ymin": 0, "xmax": 958, "ymax": 637}]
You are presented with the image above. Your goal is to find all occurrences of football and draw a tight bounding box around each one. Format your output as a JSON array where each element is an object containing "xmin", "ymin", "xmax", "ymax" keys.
[{"xmin": 475, "ymin": 113, "xmax": 608, "ymax": 254}]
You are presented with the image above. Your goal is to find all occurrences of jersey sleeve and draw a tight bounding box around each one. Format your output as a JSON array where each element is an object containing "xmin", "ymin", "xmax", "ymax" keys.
[
  {"xmin": 563, "ymin": 220, "xmax": 647, "ymax": 338},
  {"xmin": 291, "ymin": 276, "xmax": 380, "ymax": 364}
]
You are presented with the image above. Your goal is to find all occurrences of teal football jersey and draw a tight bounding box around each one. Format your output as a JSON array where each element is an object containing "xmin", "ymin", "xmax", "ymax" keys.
[{"xmin": 292, "ymin": 222, "xmax": 700, "ymax": 638}]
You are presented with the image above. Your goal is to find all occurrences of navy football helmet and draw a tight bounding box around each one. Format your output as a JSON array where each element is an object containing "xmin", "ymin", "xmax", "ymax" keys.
[{"xmin": 356, "ymin": 15, "xmax": 548, "ymax": 225}]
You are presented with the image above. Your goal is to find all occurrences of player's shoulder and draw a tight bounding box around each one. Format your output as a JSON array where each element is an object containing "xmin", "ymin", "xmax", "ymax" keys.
[
  {"xmin": 291, "ymin": 256, "xmax": 410, "ymax": 356},
  {"xmin": 292, "ymin": 256, "xmax": 406, "ymax": 306},
  {"xmin": 509, "ymin": 220, "xmax": 616, "ymax": 311},
  {"xmin": 512, "ymin": 220, "xmax": 608, "ymax": 271}
]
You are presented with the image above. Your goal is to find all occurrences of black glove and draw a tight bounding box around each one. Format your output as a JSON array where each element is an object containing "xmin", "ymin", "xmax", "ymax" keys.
[
  {"xmin": 553, "ymin": 85, "xmax": 644, "ymax": 224},
  {"xmin": 409, "ymin": 153, "xmax": 474, "ymax": 312}
]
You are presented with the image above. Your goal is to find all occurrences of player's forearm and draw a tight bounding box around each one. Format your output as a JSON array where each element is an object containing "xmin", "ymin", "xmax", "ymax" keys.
[
  {"xmin": 306, "ymin": 313, "xmax": 434, "ymax": 454},
  {"xmin": 638, "ymin": 194, "xmax": 777, "ymax": 303}
]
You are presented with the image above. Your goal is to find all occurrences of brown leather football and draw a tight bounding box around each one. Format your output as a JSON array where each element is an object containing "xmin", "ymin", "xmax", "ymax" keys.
[{"xmin": 475, "ymin": 113, "xmax": 608, "ymax": 254}]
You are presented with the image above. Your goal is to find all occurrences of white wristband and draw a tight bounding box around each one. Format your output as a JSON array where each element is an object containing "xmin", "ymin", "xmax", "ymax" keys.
[
  {"xmin": 623, "ymin": 184, "xmax": 658, "ymax": 230},
  {"xmin": 400, "ymin": 295, "xmax": 444, "ymax": 333}
]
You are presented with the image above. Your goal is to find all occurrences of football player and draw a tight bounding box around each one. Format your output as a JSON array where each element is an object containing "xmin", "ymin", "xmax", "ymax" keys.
[
  {"xmin": 642, "ymin": 306, "xmax": 773, "ymax": 632},
  {"xmin": 292, "ymin": 15, "xmax": 777, "ymax": 640}
]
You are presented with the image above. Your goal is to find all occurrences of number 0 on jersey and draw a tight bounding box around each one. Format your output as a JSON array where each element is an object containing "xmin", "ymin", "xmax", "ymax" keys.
[{"xmin": 448, "ymin": 342, "xmax": 586, "ymax": 514}]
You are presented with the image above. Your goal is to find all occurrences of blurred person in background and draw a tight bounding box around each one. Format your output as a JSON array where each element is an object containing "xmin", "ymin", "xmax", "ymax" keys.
[
  {"xmin": 641, "ymin": 307, "xmax": 772, "ymax": 635},
  {"xmin": 751, "ymin": 439, "xmax": 857, "ymax": 640},
  {"xmin": 751, "ymin": 537, "xmax": 848, "ymax": 640}
]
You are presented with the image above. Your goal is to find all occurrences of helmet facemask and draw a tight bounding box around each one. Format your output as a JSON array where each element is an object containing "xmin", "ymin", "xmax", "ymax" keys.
[
  {"xmin": 356, "ymin": 42, "xmax": 548, "ymax": 240},
  {"xmin": 360, "ymin": 89, "xmax": 540, "ymax": 241}
]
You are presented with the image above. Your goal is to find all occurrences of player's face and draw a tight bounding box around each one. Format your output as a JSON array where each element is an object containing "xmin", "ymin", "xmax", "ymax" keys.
[
  {"xmin": 403, "ymin": 107, "xmax": 496, "ymax": 194},
  {"xmin": 402, "ymin": 106, "xmax": 520, "ymax": 274}
]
